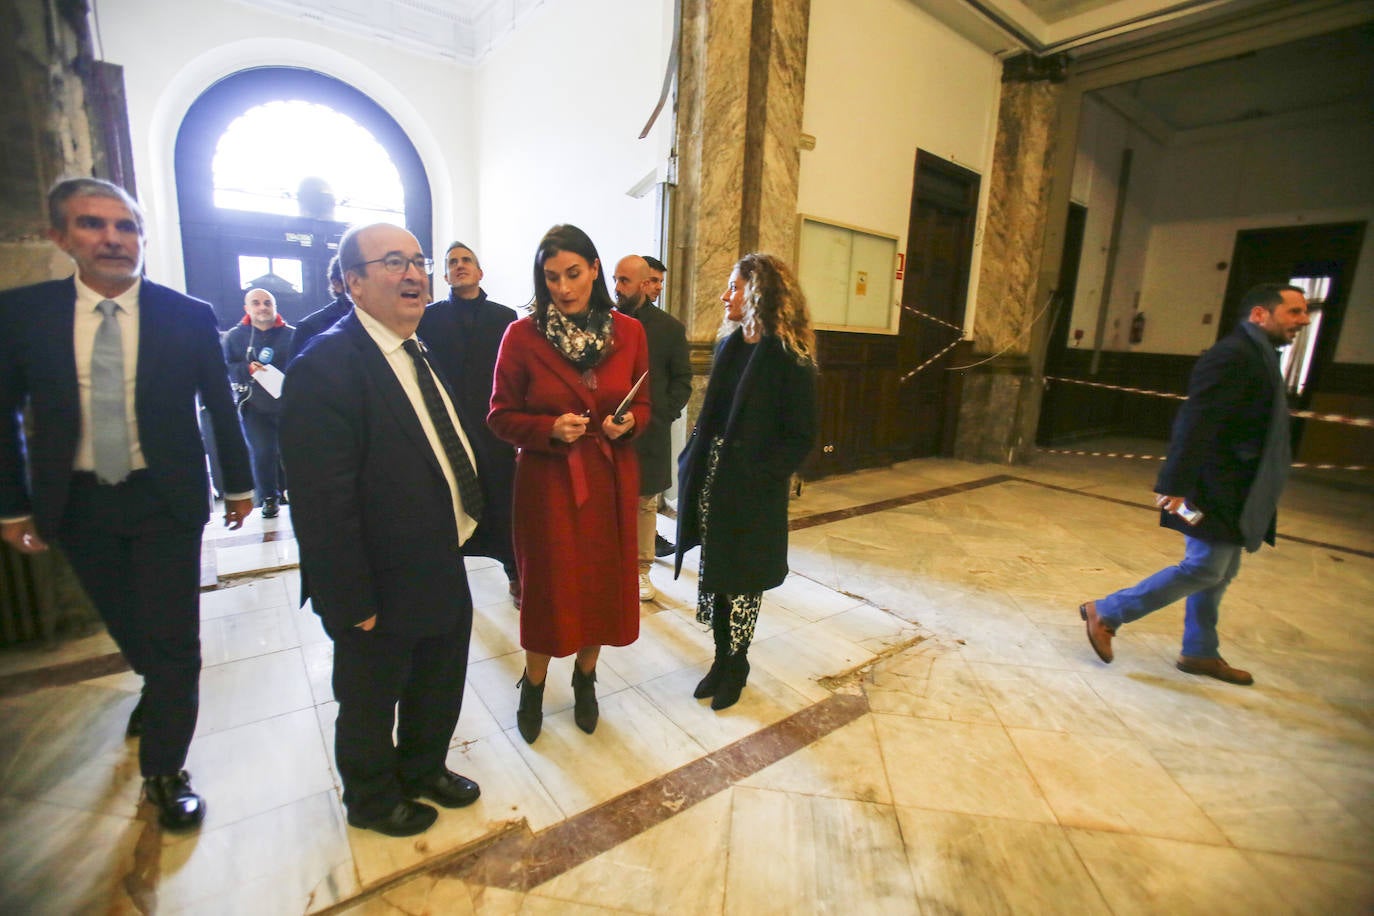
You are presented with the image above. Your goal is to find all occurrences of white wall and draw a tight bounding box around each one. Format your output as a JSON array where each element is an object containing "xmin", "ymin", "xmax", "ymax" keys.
[
  {"xmin": 472, "ymin": 0, "xmax": 675, "ymax": 307},
  {"xmin": 1067, "ymin": 95, "xmax": 1164, "ymax": 352},
  {"xmin": 97, "ymin": 0, "xmax": 483, "ymax": 293},
  {"xmin": 1137, "ymin": 111, "xmax": 1374, "ymax": 363},
  {"xmin": 799, "ymin": 0, "xmax": 1004, "ymax": 332}
]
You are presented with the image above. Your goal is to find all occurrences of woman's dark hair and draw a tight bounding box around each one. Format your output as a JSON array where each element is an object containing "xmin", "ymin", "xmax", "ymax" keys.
[{"xmin": 531, "ymin": 224, "xmax": 616, "ymax": 329}]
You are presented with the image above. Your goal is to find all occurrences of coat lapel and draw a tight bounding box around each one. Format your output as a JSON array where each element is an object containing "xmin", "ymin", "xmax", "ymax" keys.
[
  {"xmin": 342, "ymin": 315, "xmax": 446, "ymax": 483},
  {"xmin": 524, "ymin": 327, "xmax": 600, "ymax": 415}
]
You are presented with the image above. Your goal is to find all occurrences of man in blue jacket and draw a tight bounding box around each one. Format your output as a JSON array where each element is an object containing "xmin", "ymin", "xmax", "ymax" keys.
[{"xmin": 1080, "ymin": 283, "xmax": 1310, "ymax": 685}]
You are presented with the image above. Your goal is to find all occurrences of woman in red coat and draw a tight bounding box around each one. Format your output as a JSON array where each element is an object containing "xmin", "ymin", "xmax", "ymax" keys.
[{"xmin": 489, "ymin": 224, "xmax": 650, "ymax": 744}]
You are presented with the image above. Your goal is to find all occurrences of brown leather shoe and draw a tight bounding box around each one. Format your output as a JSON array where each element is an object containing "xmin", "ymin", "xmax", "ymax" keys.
[
  {"xmin": 1176, "ymin": 655, "xmax": 1253, "ymax": 685},
  {"xmin": 1080, "ymin": 601, "xmax": 1115, "ymax": 663}
]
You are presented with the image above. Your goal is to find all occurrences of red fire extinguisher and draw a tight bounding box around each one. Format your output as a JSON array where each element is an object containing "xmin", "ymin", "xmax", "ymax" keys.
[{"xmin": 1129, "ymin": 311, "xmax": 1146, "ymax": 344}]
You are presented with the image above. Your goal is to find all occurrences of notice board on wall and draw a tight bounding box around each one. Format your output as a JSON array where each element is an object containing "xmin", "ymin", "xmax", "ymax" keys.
[{"xmin": 797, "ymin": 216, "xmax": 900, "ymax": 334}]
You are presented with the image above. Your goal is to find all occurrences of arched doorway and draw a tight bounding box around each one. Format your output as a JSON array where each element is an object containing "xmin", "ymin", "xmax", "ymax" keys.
[{"xmin": 175, "ymin": 67, "xmax": 432, "ymax": 327}]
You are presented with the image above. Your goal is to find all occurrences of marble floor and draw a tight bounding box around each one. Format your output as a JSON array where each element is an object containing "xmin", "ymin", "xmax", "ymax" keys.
[{"xmin": 1, "ymin": 448, "xmax": 1371, "ymax": 914}]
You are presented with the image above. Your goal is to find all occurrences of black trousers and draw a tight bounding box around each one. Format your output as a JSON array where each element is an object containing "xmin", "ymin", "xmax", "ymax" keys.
[
  {"xmin": 329, "ymin": 620, "xmax": 471, "ymax": 820},
  {"xmin": 59, "ymin": 471, "xmax": 203, "ymax": 777},
  {"xmin": 240, "ymin": 407, "xmax": 282, "ymax": 501}
]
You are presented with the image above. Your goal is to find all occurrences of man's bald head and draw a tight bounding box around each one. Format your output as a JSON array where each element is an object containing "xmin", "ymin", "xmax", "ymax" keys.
[
  {"xmin": 244, "ymin": 288, "xmax": 278, "ymax": 329},
  {"xmin": 613, "ymin": 255, "xmax": 649, "ymax": 311}
]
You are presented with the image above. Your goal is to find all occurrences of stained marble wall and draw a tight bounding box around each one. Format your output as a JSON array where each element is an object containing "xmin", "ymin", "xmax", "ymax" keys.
[
  {"xmin": 955, "ymin": 71, "xmax": 1064, "ymax": 463},
  {"xmin": 674, "ymin": 0, "xmax": 811, "ymax": 350}
]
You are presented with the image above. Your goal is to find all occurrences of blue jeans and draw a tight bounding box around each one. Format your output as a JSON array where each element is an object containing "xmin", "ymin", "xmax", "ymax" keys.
[{"xmin": 1097, "ymin": 535, "xmax": 1243, "ymax": 659}]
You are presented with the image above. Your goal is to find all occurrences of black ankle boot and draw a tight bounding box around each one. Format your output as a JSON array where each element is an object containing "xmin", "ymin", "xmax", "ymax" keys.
[
  {"xmin": 710, "ymin": 654, "xmax": 750, "ymax": 711},
  {"xmin": 516, "ymin": 672, "xmax": 545, "ymax": 744},
  {"xmin": 694, "ymin": 656, "xmax": 726, "ymax": 699},
  {"xmin": 571, "ymin": 666, "xmax": 599, "ymax": 734}
]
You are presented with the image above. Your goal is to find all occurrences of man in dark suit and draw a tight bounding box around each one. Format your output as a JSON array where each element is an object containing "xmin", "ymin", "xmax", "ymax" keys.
[
  {"xmin": 281, "ymin": 223, "xmax": 484, "ymax": 837},
  {"xmin": 417, "ymin": 242, "xmax": 518, "ymax": 600},
  {"xmin": 613, "ymin": 255, "xmax": 692, "ymax": 602},
  {"xmin": 0, "ymin": 177, "xmax": 254, "ymax": 830},
  {"xmin": 292, "ymin": 255, "xmax": 351, "ymax": 360},
  {"xmin": 1081, "ymin": 283, "xmax": 1310, "ymax": 685}
]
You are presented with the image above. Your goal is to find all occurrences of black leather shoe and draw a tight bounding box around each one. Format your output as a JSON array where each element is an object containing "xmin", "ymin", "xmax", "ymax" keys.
[
  {"xmin": 261, "ymin": 496, "xmax": 279, "ymax": 519},
  {"xmin": 694, "ymin": 658, "xmax": 726, "ymax": 699},
  {"xmin": 126, "ymin": 691, "xmax": 146, "ymax": 738},
  {"xmin": 347, "ymin": 799, "xmax": 437, "ymax": 837},
  {"xmin": 654, "ymin": 534, "xmax": 675, "ymax": 558},
  {"xmin": 402, "ymin": 769, "xmax": 480, "ymax": 808},
  {"xmin": 144, "ymin": 771, "xmax": 206, "ymax": 831}
]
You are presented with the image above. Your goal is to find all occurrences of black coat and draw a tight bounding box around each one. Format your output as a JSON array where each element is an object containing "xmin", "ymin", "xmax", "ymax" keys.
[
  {"xmin": 417, "ymin": 290, "xmax": 518, "ymax": 570},
  {"xmin": 223, "ymin": 319, "xmax": 294, "ymax": 415},
  {"xmin": 623, "ymin": 302, "xmax": 692, "ymax": 495},
  {"xmin": 0, "ymin": 278, "xmax": 252, "ymax": 539},
  {"xmin": 675, "ymin": 330, "xmax": 818, "ymax": 593},
  {"xmin": 291, "ymin": 295, "xmax": 351, "ymax": 363},
  {"xmin": 280, "ymin": 312, "xmax": 492, "ymax": 637},
  {"xmin": 1156, "ymin": 321, "xmax": 1283, "ymax": 546}
]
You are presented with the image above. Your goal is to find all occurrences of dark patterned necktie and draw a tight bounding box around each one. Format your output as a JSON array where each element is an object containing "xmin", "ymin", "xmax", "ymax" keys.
[{"xmin": 402, "ymin": 339, "xmax": 484, "ymax": 522}]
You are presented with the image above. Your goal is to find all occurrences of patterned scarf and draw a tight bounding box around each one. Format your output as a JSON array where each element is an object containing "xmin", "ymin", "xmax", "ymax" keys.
[{"xmin": 543, "ymin": 304, "xmax": 614, "ymax": 374}]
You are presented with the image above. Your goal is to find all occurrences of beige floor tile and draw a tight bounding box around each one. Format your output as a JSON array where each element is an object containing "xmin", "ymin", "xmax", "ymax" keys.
[
  {"xmin": 810, "ymin": 603, "xmax": 922, "ymax": 655},
  {"xmin": 872, "ymin": 715, "xmax": 1056, "ymax": 823},
  {"xmin": 767, "ymin": 573, "xmax": 868, "ymax": 621},
  {"xmin": 1010, "ymin": 728, "xmax": 1227, "ymax": 843},
  {"xmin": 184, "ymin": 706, "xmax": 335, "ymax": 829},
  {"xmin": 634, "ymin": 664, "xmax": 814, "ymax": 754},
  {"xmin": 216, "ymin": 539, "xmax": 299, "ymax": 577},
  {"xmin": 1151, "ymin": 745, "xmax": 1374, "ymax": 863},
  {"xmin": 896, "ymin": 807, "xmax": 1110, "ymax": 915},
  {"xmin": 865, "ymin": 654, "xmax": 1002, "ymax": 725},
  {"xmin": 739, "ymin": 715, "xmax": 891, "ymax": 805},
  {"xmin": 1240, "ymin": 850, "xmax": 1374, "ymax": 915},
  {"xmin": 157, "ymin": 789, "xmax": 357, "ymax": 914},
  {"xmin": 294, "ymin": 602, "xmax": 331, "ymax": 646},
  {"xmin": 724, "ymin": 786, "xmax": 915, "ymax": 914},
  {"xmin": 301, "ymin": 639, "xmax": 335, "ymax": 705},
  {"xmin": 1294, "ymin": 755, "xmax": 1374, "ymax": 830},
  {"xmin": 970, "ymin": 662, "xmax": 1134, "ymax": 737},
  {"xmin": 0, "ymin": 796, "xmax": 143, "ymax": 916},
  {"xmin": 199, "ymin": 576, "xmax": 291, "ymax": 620},
  {"xmin": 533, "ymin": 791, "xmax": 731, "ymax": 913},
  {"xmin": 469, "ymin": 598, "xmax": 523, "ymax": 663},
  {"xmin": 442, "ymin": 728, "xmax": 564, "ymax": 833},
  {"xmin": 195, "ymin": 648, "xmax": 314, "ymax": 736},
  {"xmin": 598, "ymin": 607, "xmax": 713, "ymax": 686},
  {"xmin": 0, "ymin": 682, "xmax": 144, "ymax": 817},
  {"xmin": 748, "ymin": 625, "xmax": 873, "ymax": 703},
  {"xmin": 1067, "ymin": 828, "xmax": 1293, "ymax": 916},
  {"xmin": 508, "ymin": 687, "xmax": 703, "ymax": 818},
  {"xmin": 200, "ymin": 603, "xmax": 301, "ymax": 667},
  {"xmin": 454, "ymin": 687, "xmax": 506, "ymax": 741}
]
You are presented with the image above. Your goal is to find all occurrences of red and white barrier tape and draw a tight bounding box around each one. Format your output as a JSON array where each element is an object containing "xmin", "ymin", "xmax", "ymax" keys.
[
  {"xmin": 900, "ymin": 304, "xmax": 965, "ymax": 334},
  {"xmin": 1036, "ymin": 447, "xmax": 1369, "ymax": 472},
  {"xmin": 899, "ymin": 337, "xmax": 964, "ymax": 382},
  {"xmin": 1045, "ymin": 375, "xmax": 1374, "ymax": 428}
]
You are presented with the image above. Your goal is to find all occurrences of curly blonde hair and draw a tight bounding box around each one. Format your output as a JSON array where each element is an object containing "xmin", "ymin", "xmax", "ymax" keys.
[{"xmin": 735, "ymin": 253, "xmax": 816, "ymax": 365}]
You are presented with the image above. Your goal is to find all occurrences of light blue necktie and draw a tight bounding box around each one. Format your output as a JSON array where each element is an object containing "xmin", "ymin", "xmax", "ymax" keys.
[{"xmin": 92, "ymin": 299, "xmax": 131, "ymax": 484}]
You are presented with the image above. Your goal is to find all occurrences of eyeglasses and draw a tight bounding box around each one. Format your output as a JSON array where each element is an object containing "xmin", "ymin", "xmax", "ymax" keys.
[{"xmin": 351, "ymin": 254, "xmax": 434, "ymax": 275}]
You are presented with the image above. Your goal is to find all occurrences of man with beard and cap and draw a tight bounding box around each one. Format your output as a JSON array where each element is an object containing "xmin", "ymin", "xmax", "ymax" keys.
[
  {"xmin": 1080, "ymin": 283, "xmax": 1310, "ymax": 686},
  {"xmin": 0, "ymin": 177, "xmax": 254, "ymax": 831},
  {"xmin": 417, "ymin": 242, "xmax": 519, "ymax": 602},
  {"xmin": 282, "ymin": 223, "xmax": 491, "ymax": 837},
  {"xmin": 612, "ymin": 254, "xmax": 691, "ymax": 602}
]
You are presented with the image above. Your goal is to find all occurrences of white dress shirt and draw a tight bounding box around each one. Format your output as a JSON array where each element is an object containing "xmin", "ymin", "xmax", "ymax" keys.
[{"xmin": 353, "ymin": 307, "xmax": 479, "ymax": 544}]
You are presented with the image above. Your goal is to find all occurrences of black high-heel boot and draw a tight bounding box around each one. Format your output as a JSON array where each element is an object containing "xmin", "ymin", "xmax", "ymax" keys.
[
  {"xmin": 516, "ymin": 671, "xmax": 545, "ymax": 744},
  {"xmin": 695, "ymin": 596, "xmax": 731, "ymax": 699},
  {"xmin": 571, "ymin": 666, "xmax": 599, "ymax": 734},
  {"xmin": 710, "ymin": 654, "xmax": 751, "ymax": 710}
]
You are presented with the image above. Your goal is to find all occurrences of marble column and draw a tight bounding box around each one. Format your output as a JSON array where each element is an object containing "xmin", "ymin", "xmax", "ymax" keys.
[
  {"xmin": 673, "ymin": 0, "xmax": 811, "ymax": 394},
  {"xmin": 954, "ymin": 59, "xmax": 1065, "ymax": 463}
]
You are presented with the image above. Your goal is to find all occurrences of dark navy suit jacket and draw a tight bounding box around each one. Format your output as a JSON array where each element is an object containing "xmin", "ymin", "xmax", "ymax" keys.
[
  {"xmin": 0, "ymin": 277, "xmax": 252, "ymax": 539},
  {"xmin": 280, "ymin": 311, "xmax": 494, "ymax": 637}
]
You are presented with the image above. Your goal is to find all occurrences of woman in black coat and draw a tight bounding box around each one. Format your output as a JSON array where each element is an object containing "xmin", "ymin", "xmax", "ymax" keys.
[{"xmin": 674, "ymin": 253, "xmax": 818, "ymax": 710}]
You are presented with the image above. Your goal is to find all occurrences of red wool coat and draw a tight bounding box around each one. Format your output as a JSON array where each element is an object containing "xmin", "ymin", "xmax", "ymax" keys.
[{"xmin": 488, "ymin": 313, "xmax": 650, "ymax": 657}]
